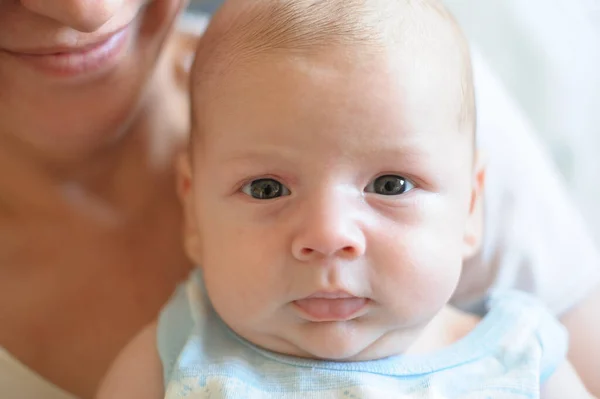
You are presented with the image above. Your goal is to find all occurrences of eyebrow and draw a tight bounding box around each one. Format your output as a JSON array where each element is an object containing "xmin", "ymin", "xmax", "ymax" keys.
[
  {"xmin": 353, "ymin": 144, "xmax": 430, "ymax": 162},
  {"xmin": 218, "ymin": 140, "xmax": 432, "ymax": 168},
  {"xmin": 218, "ymin": 147, "xmax": 303, "ymax": 165}
]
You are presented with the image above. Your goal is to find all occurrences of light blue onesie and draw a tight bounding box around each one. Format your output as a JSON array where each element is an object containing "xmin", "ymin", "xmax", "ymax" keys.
[{"xmin": 158, "ymin": 270, "xmax": 567, "ymax": 398}]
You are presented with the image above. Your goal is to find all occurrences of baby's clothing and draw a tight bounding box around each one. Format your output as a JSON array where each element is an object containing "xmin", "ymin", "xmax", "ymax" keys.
[{"xmin": 158, "ymin": 270, "xmax": 567, "ymax": 398}]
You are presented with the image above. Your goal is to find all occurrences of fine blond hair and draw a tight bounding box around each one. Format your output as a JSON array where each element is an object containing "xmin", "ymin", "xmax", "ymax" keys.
[{"xmin": 191, "ymin": 0, "xmax": 475, "ymax": 139}]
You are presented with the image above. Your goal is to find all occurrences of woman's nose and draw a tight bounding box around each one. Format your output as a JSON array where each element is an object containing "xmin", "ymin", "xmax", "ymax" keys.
[
  {"xmin": 19, "ymin": 0, "xmax": 124, "ymax": 32},
  {"xmin": 291, "ymin": 194, "xmax": 366, "ymax": 263}
]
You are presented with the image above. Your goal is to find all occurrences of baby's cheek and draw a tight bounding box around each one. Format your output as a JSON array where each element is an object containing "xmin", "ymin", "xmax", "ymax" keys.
[
  {"xmin": 202, "ymin": 248, "xmax": 281, "ymax": 325},
  {"xmin": 203, "ymin": 271, "xmax": 264, "ymax": 333},
  {"xmin": 375, "ymin": 236, "xmax": 462, "ymax": 320}
]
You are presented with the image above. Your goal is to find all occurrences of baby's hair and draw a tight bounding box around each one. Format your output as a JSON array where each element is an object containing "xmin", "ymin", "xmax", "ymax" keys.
[{"xmin": 190, "ymin": 0, "xmax": 476, "ymax": 149}]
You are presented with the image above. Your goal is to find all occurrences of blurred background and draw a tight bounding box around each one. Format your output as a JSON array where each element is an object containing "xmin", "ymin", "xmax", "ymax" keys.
[{"xmin": 188, "ymin": 0, "xmax": 600, "ymax": 244}]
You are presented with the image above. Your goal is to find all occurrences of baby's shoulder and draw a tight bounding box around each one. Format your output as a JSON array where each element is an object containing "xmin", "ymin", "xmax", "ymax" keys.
[
  {"xmin": 428, "ymin": 291, "xmax": 568, "ymax": 373},
  {"xmin": 465, "ymin": 291, "xmax": 569, "ymax": 383}
]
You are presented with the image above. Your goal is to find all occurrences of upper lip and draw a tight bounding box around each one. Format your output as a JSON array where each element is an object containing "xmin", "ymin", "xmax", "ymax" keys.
[
  {"xmin": 303, "ymin": 290, "xmax": 360, "ymax": 300},
  {"xmin": 4, "ymin": 24, "xmax": 130, "ymax": 56}
]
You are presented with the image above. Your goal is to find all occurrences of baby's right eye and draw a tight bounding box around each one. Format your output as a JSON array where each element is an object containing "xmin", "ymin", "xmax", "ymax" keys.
[{"xmin": 241, "ymin": 178, "xmax": 291, "ymax": 200}]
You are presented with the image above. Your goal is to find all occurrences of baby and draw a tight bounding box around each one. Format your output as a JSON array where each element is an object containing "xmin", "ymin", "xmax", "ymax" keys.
[{"xmin": 98, "ymin": 0, "xmax": 593, "ymax": 397}]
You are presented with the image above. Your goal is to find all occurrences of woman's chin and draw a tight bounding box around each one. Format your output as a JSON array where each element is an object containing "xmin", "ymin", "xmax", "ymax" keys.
[{"xmin": 0, "ymin": 0, "xmax": 185, "ymax": 159}]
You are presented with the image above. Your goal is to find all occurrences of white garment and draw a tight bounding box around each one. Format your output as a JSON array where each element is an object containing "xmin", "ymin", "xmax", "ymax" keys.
[
  {"xmin": 0, "ymin": 348, "xmax": 76, "ymax": 399},
  {"xmin": 451, "ymin": 50, "xmax": 600, "ymax": 315},
  {"xmin": 445, "ymin": 0, "xmax": 600, "ymax": 238}
]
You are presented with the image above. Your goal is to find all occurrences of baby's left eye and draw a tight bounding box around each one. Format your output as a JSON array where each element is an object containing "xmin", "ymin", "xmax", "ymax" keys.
[{"xmin": 365, "ymin": 175, "xmax": 415, "ymax": 196}]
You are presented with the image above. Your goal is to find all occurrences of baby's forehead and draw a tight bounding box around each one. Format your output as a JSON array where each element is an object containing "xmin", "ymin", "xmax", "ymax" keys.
[
  {"xmin": 191, "ymin": 0, "xmax": 474, "ymax": 138},
  {"xmin": 194, "ymin": 51, "xmax": 469, "ymax": 156}
]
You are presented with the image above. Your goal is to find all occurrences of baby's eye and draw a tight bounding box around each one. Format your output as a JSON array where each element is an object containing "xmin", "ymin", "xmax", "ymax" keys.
[
  {"xmin": 365, "ymin": 175, "xmax": 415, "ymax": 196},
  {"xmin": 241, "ymin": 178, "xmax": 291, "ymax": 200}
]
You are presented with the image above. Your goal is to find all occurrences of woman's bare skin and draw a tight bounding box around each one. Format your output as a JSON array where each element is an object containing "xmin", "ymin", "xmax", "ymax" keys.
[{"xmin": 0, "ymin": 26, "xmax": 196, "ymax": 399}]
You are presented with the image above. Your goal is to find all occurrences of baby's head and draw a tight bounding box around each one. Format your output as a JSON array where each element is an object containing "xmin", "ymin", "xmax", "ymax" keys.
[{"xmin": 179, "ymin": 0, "xmax": 484, "ymax": 361}]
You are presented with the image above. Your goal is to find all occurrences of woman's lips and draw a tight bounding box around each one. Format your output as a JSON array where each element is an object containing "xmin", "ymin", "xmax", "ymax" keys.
[
  {"xmin": 5, "ymin": 25, "xmax": 132, "ymax": 79},
  {"xmin": 293, "ymin": 291, "xmax": 368, "ymax": 321}
]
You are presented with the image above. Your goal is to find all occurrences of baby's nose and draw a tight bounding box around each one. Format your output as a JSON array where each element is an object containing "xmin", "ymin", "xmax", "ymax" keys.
[{"xmin": 291, "ymin": 194, "xmax": 366, "ymax": 262}]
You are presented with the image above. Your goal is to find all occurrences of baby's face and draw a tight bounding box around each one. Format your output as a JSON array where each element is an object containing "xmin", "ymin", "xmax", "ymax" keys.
[{"xmin": 182, "ymin": 48, "xmax": 482, "ymax": 361}]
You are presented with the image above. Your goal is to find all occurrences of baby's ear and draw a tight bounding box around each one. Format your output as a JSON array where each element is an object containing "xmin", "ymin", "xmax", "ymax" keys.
[
  {"xmin": 463, "ymin": 152, "xmax": 486, "ymax": 260},
  {"xmin": 176, "ymin": 152, "xmax": 203, "ymax": 266}
]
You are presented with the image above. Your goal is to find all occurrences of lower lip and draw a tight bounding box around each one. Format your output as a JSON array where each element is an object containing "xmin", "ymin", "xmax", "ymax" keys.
[
  {"xmin": 9, "ymin": 26, "xmax": 132, "ymax": 79},
  {"xmin": 293, "ymin": 298, "xmax": 368, "ymax": 322}
]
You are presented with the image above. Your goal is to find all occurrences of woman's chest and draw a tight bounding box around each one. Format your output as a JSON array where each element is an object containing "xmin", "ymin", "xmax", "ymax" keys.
[{"xmin": 0, "ymin": 215, "xmax": 191, "ymax": 398}]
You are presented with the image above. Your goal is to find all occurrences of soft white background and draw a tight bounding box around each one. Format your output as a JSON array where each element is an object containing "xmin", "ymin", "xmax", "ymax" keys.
[
  {"xmin": 444, "ymin": 0, "xmax": 600, "ymax": 244},
  {"xmin": 189, "ymin": 0, "xmax": 600, "ymax": 244}
]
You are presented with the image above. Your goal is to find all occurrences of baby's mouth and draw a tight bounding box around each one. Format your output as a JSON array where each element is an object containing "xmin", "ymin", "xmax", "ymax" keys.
[{"xmin": 293, "ymin": 291, "xmax": 369, "ymax": 321}]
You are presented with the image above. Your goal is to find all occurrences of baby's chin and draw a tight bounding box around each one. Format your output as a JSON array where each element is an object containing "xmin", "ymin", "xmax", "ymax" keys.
[
  {"xmin": 265, "ymin": 322, "xmax": 404, "ymax": 362},
  {"xmin": 227, "ymin": 313, "xmax": 414, "ymax": 362}
]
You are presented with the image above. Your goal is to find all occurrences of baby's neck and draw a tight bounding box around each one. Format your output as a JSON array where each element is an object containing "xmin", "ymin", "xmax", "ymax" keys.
[
  {"xmin": 404, "ymin": 306, "xmax": 480, "ymax": 356},
  {"xmin": 344, "ymin": 306, "xmax": 480, "ymax": 361}
]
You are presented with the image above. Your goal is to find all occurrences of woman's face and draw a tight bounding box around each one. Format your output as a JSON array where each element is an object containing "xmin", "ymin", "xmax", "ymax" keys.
[{"xmin": 0, "ymin": 0, "xmax": 186, "ymax": 158}]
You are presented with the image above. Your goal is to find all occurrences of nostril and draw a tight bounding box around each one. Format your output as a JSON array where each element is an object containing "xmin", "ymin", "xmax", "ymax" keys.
[
  {"xmin": 342, "ymin": 246, "xmax": 355, "ymax": 254},
  {"xmin": 300, "ymin": 248, "xmax": 313, "ymax": 256}
]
